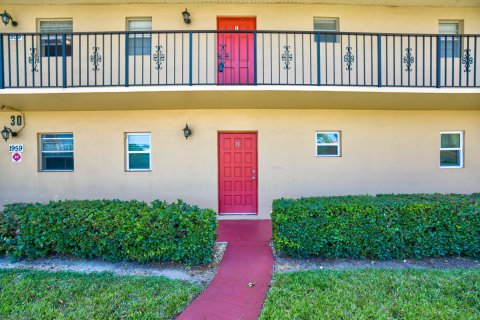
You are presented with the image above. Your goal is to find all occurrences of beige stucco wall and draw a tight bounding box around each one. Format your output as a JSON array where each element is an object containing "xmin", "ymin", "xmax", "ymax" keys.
[
  {"xmin": 0, "ymin": 109, "xmax": 479, "ymax": 218},
  {"xmin": 0, "ymin": 4, "xmax": 479, "ymax": 218},
  {"xmin": 2, "ymin": 4, "xmax": 480, "ymax": 33},
  {"xmin": 2, "ymin": 4, "xmax": 479, "ymax": 87}
]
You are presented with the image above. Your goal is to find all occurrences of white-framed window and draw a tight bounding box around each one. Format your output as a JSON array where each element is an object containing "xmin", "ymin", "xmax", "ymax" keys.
[
  {"xmin": 439, "ymin": 20, "xmax": 462, "ymax": 58},
  {"xmin": 127, "ymin": 18, "xmax": 152, "ymax": 56},
  {"xmin": 126, "ymin": 133, "xmax": 151, "ymax": 171},
  {"xmin": 39, "ymin": 133, "xmax": 74, "ymax": 171},
  {"xmin": 314, "ymin": 18, "xmax": 339, "ymax": 43},
  {"xmin": 440, "ymin": 131, "xmax": 464, "ymax": 168},
  {"xmin": 316, "ymin": 131, "xmax": 341, "ymax": 157},
  {"xmin": 38, "ymin": 19, "xmax": 73, "ymax": 57}
]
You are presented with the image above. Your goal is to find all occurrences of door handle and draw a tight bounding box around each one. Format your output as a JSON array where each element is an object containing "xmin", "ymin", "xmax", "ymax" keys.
[{"xmin": 252, "ymin": 176, "xmax": 256, "ymax": 180}]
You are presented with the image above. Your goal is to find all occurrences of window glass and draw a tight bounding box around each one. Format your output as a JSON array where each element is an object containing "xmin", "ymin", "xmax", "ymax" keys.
[
  {"xmin": 439, "ymin": 21, "xmax": 462, "ymax": 58},
  {"xmin": 39, "ymin": 20, "xmax": 73, "ymax": 57},
  {"xmin": 316, "ymin": 131, "xmax": 341, "ymax": 157},
  {"xmin": 127, "ymin": 19, "xmax": 152, "ymax": 56},
  {"xmin": 440, "ymin": 132, "xmax": 463, "ymax": 168},
  {"xmin": 317, "ymin": 132, "xmax": 339, "ymax": 144},
  {"xmin": 441, "ymin": 133, "xmax": 461, "ymax": 148},
  {"xmin": 40, "ymin": 133, "xmax": 74, "ymax": 171},
  {"xmin": 317, "ymin": 145, "xmax": 339, "ymax": 156},
  {"xmin": 440, "ymin": 150, "xmax": 461, "ymax": 167},
  {"xmin": 314, "ymin": 18, "xmax": 339, "ymax": 43},
  {"xmin": 126, "ymin": 133, "xmax": 151, "ymax": 171}
]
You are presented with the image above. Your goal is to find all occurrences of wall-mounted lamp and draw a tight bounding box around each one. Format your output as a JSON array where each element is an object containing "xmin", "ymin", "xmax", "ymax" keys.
[
  {"xmin": 183, "ymin": 124, "xmax": 192, "ymax": 139},
  {"xmin": 182, "ymin": 9, "xmax": 191, "ymax": 24},
  {"xmin": 1, "ymin": 11, "xmax": 18, "ymax": 27},
  {"xmin": 1, "ymin": 126, "xmax": 17, "ymax": 142}
]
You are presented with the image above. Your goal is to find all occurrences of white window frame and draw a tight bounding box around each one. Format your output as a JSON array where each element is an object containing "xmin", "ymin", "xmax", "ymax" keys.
[
  {"xmin": 438, "ymin": 20, "xmax": 463, "ymax": 58},
  {"xmin": 39, "ymin": 133, "xmax": 74, "ymax": 172},
  {"xmin": 316, "ymin": 131, "xmax": 341, "ymax": 157},
  {"xmin": 38, "ymin": 19, "xmax": 73, "ymax": 57},
  {"xmin": 439, "ymin": 131, "xmax": 464, "ymax": 169},
  {"xmin": 126, "ymin": 17, "xmax": 152, "ymax": 56},
  {"xmin": 313, "ymin": 17, "xmax": 339, "ymax": 43},
  {"xmin": 126, "ymin": 133, "xmax": 151, "ymax": 171}
]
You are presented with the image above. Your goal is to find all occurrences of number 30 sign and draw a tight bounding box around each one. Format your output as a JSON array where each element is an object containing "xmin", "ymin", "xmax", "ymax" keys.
[{"xmin": 10, "ymin": 115, "xmax": 23, "ymax": 127}]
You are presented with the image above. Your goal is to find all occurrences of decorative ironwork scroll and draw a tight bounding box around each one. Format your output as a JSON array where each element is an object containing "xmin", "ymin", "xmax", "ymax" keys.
[
  {"xmin": 217, "ymin": 44, "xmax": 230, "ymax": 72},
  {"xmin": 281, "ymin": 45, "xmax": 293, "ymax": 70},
  {"xmin": 462, "ymin": 49, "xmax": 473, "ymax": 73},
  {"xmin": 153, "ymin": 45, "xmax": 165, "ymax": 70},
  {"xmin": 90, "ymin": 47, "xmax": 102, "ymax": 71},
  {"xmin": 403, "ymin": 48, "xmax": 415, "ymax": 72},
  {"xmin": 343, "ymin": 47, "xmax": 355, "ymax": 71},
  {"xmin": 27, "ymin": 48, "xmax": 39, "ymax": 72}
]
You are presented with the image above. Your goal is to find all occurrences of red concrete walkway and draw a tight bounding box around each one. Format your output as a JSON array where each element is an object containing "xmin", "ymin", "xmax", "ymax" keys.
[{"xmin": 177, "ymin": 220, "xmax": 273, "ymax": 320}]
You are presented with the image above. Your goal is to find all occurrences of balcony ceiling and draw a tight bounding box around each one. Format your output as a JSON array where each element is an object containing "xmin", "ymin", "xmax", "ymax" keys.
[
  {"xmin": 3, "ymin": 0, "xmax": 480, "ymax": 7},
  {"xmin": 1, "ymin": 87, "xmax": 479, "ymax": 111}
]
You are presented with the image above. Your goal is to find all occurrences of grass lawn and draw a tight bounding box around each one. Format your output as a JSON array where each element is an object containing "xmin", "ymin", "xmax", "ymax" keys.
[
  {"xmin": 0, "ymin": 269, "xmax": 201, "ymax": 320},
  {"xmin": 260, "ymin": 269, "xmax": 480, "ymax": 320}
]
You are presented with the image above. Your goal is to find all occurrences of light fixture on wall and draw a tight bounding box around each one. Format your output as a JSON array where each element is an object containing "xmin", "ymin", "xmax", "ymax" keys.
[
  {"xmin": 183, "ymin": 124, "xmax": 192, "ymax": 139},
  {"xmin": 182, "ymin": 9, "xmax": 191, "ymax": 24},
  {"xmin": 1, "ymin": 11, "xmax": 18, "ymax": 27},
  {"xmin": 1, "ymin": 126, "xmax": 17, "ymax": 142}
]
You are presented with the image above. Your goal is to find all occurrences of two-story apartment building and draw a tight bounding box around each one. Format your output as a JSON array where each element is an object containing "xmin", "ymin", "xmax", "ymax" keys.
[{"xmin": 0, "ymin": 0, "xmax": 479, "ymax": 219}]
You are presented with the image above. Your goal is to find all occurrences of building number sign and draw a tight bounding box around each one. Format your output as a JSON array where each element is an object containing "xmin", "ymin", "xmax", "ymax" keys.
[
  {"xmin": 9, "ymin": 144, "xmax": 24, "ymax": 152},
  {"xmin": 11, "ymin": 115, "xmax": 23, "ymax": 126}
]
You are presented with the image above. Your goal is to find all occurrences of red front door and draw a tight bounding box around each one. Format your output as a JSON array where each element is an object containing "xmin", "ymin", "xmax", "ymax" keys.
[
  {"xmin": 217, "ymin": 17, "xmax": 256, "ymax": 85},
  {"xmin": 218, "ymin": 133, "xmax": 258, "ymax": 214}
]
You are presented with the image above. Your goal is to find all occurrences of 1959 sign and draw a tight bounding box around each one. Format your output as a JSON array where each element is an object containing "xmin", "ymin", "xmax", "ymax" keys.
[{"xmin": 9, "ymin": 144, "xmax": 24, "ymax": 153}]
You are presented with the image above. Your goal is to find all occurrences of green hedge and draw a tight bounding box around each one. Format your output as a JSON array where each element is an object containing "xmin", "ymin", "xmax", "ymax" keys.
[
  {"xmin": 272, "ymin": 194, "xmax": 480, "ymax": 259},
  {"xmin": 0, "ymin": 199, "xmax": 217, "ymax": 265}
]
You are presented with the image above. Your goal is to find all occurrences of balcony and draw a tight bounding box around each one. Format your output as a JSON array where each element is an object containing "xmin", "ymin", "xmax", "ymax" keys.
[{"xmin": 0, "ymin": 30, "xmax": 479, "ymax": 89}]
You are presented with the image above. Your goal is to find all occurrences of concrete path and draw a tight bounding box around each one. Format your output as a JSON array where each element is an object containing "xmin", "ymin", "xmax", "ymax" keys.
[{"xmin": 177, "ymin": 220, "xmax": 273, "ymax": 320}]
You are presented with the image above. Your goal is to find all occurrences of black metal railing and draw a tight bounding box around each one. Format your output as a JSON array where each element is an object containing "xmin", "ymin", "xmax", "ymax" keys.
[{"xmin": 0, "ymin": 31, "xmax": 478, "ymax": 89}]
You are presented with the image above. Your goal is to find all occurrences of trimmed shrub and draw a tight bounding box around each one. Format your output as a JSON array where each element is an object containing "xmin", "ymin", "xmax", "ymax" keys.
[
  {"xmin": 0, "ymin": 199, "xmax": 217, "ymax": 265},
  {"xmin": 272, "ymin": 194, "xmax": 480, "ymax": 259}
]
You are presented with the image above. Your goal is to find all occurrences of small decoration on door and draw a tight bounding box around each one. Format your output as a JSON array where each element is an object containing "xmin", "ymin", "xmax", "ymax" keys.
[{"xmin": 246, "ymin": 281, "xmax": 255, "ymax": 287}]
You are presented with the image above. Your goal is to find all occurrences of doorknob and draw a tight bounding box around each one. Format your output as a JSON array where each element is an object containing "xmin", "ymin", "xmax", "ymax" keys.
[{"xmin": 252, "ymin": 176, "xmax": 256, "ymax": 180}]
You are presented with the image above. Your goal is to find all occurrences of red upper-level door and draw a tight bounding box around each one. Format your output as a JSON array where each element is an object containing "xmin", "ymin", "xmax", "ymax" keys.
[
  {"xmin": 217, "ymin": 17, "xmax": 256, "ymax": 85},
  {"xmin": 218, "ymin": 133, "xmax": 258, "ymax": 215}
]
